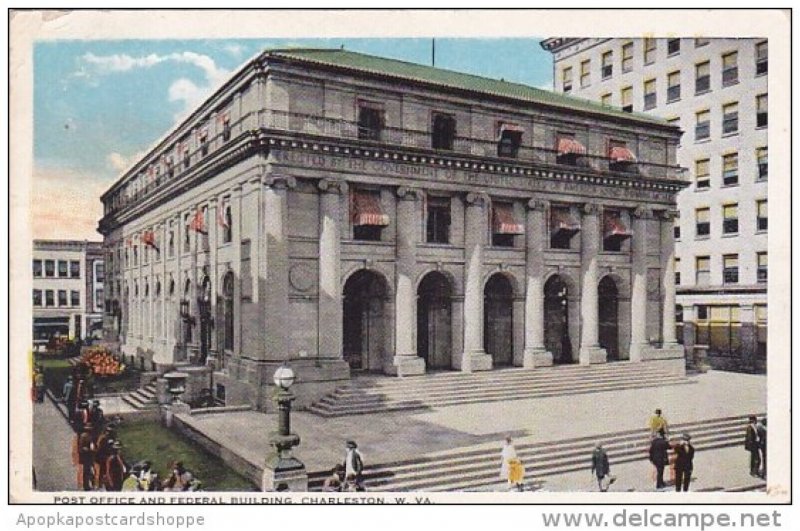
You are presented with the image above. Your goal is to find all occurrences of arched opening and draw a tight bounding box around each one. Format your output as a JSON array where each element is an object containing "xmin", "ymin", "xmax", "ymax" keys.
[
  {"xmin": 198, "ymin": 276, "xmax": 212, "ymax": 365},
  {"xmin": 342, "ymin": 270, "xmax": 389, "ymax": 372},
  {"xmin": 417, "ymin": 272, "xmax": 453, "ymax": 370},
  {"xmin": 545, "ymin": 275, "xmax": 573, "ymax": 364},
  {"xmin": 484, "ymin": 273, "xmax": 514, "ymax": 367},
  {"xmin": 598, "ymin": 276, "xmax": 620, "ymax": 361}
]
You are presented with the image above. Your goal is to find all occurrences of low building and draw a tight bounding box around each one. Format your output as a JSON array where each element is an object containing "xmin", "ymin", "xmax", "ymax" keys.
[{"xmin": 98, "ymin": 48, "xmax": 686, "ymax": 409}]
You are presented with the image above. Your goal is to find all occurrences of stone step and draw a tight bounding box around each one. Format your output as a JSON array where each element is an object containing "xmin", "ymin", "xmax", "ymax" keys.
[{"xmin": 120, "ymin": 382, "xmax": 159, "ymax": 410}]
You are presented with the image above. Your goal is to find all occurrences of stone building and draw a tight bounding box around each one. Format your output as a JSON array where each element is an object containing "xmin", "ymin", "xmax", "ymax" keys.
[
  {"xmin": 540, "ymin": 37, "xmax": 768, "ymax": 372},
  {"xmin": 98, "ymin": 48, "xmax": 686, "ymax": 409}
]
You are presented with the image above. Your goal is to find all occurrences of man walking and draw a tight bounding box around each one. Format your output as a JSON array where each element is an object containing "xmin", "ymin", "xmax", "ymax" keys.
[
  {"xmin": 647, "ymin": 409, "xmax": 669, "ymax": 438},
  {"xmin": 590, "ymin": 443, "xmax": 614, "ymax": 492},
  {"xmin": 648, "ymin": 429, "xmax": 670, "ymax": 490},
  {"xmin": 343, "ymin": 440, "xmax": 364, "ymax": 487},
  {"xmin": 77, "ymin": 423, "xmax": 95, "ymax": 491},
  {"xmin": 757, "ymin": 417, "xmax": 767, "ymax": 479},
  {"xmin": 673, "ymin": 433, "xmax": 695, "ymax": 492},
  {"xmin": 745, "ymin": 416, "xmax": 761, "ymax": 477}
]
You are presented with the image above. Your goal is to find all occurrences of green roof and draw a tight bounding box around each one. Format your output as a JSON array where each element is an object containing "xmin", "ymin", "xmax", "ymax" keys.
[{"xmin": 266, "ymin": 48, "xmax": 671, "ymax": 128}]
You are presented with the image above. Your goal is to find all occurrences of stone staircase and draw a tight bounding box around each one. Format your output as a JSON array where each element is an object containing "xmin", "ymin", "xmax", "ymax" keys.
[
  {"xmin": 308, "ymin": 362, "xmax": 694, "ymax": 417},
  {"xmin": 307, "ymin": 413, "xmax": 763, "ymax": 492},
  {"xmin": 120, "ymin": 381, "xmax": 158, "ymax": 410}
]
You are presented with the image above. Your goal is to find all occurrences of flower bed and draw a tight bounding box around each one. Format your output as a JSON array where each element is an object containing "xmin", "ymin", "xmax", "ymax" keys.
[{"xmin": 80, "ymin": 347, "xmax": 126, "ymax": 378}]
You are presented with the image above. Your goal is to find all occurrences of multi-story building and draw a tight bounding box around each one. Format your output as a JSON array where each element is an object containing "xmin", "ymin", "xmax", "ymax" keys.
[
  {"xmin": 98, "ymin": 48, "xmax": 686, "ymax": 409},
  {"xmin": 541, "ymin": 37, "xmax": 768, "ymax": 372},
  {"xmin": 32, "ymin": 239, "xmax": 104, "ymax": 349}
]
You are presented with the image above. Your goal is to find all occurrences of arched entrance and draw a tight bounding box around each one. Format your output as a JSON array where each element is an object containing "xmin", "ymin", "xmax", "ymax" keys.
[
  {"xmin": 342, "ymin": 270, "xmax": 388, "ymax": 372},
  {"xmin": 484, "ymin": 274, "xmax": 514, "ymax": 367},
  {"xmin": 598, "ymin": 276, "xmax": 620, "ymax": 360},
  {"xmin": 417, "ymin": 272, "xmax": 453, "ymax": 370},
  {"xmin": 544, "ymin": 275, "xmax": 573, "ymax": 364}
]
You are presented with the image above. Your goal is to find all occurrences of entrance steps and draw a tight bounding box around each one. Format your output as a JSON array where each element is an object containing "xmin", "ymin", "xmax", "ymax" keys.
[
  {"xmin": 307, "ymin": 413, "xmax": 762, "ymax": 492},
  {"xmin": 120, "ymin": 382, "xmax": 158, "ymax": 410},
  {"xmin": 308, "ymin": 362, "xmax": 693, "ymax": 417}
]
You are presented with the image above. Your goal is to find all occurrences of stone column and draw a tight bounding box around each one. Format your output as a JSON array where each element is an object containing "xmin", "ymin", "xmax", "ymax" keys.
[
  {"xmin": 461, "ymin": 192, "xmax": 492, "ymax": 372},
  {"xmin": 393, "ymin": 186, "xmax": 426, "ymax": 376},
  {"xmin": 262, "ymin": 175, "xmax": 294, "ymax": 362},
  {"xmin": 629, "ymin": 207, "xmax": 651, "ymax": 361},
  {"xmin": 522, "ymin": 199, "xmax": 552, "ymax": 368},
  {"xmin": 208, "ymin": 197, "xmax": 219, "ymax": 366},
  {"xmin": 579, "ymin": 203, "xmax": 607, "ymax": 364},
  {"xmin": 232, "ymin": 184, "xmax": 243, "ymax": 359},
  {"xmin": 317, "ymin": 179, "xmax": 345, "ymax": 362},
  {"xmin": 660, "ymin": 210, "xmax": 679, "ymax": 346}
]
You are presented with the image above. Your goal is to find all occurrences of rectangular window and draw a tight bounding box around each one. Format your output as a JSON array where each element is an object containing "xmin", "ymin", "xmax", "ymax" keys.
[
  {"xmin": 70, "ymin": 260, "xmax": 80, "ymax": 278},
  {"xmin": 601, "ymin": 51, "xmax": 613, "ymax": 79},
  {"xmin": 695, "ymin": 159, "xmax": 710, "ymax": 189},
  {"xmin": 756, "ymin": 41, "xmax": 768, "ymax": 76},
  {"xmin": 351, "ymin": 189, "xmax": 388, "ymax": 241},
  {"xmin": 166, "ymin": 156, "xmax": 174, "ymax": 178},
  {"xmin": 222, "ymin": 201, "xmax": 233, "ymax": 244},
  {"xmin": 643, "ymin": 37, "xmax": 656, "ymax": 64},
  {"xmin": 562, "ymin": 67, "xmax": 573, "ymax": 93},
  {"xmin": 722, "ymin": 102, "xmax": 739, "ymax": 134},
  {"xmin": 696, "ymin": 256, "xmax": 711, "ymax": 285},
  {"xmin": 667, "ymin": 71, "xmax": 681, "ymax": 102},
  {"xmin": 426, "ymin": 195, "xmax": 451, "ymax": 244},
  {"xmin": 491, "ymin": 201, "xmax": 522, "ymax": 248},
  {"xmin": 667, "ymin": 38, "xmax": 681, "ymax": 56},
  {"xmin": 695, "ymin": 109, "xmax": 710, "ymax": 141},
  {"xmin": 580, "ymin": 60, "xmax": 591, "ymax": 88},
  {"xmin": 674, "ymin": 215, "xmax": 681, "ymax": 240},
  {"xmin": 57, "ymin": 260, "xmax": 68, "ymax": 278},
  {"xmin": 674, "ymin": 258, "xmax": 681, "ymax": 285},
  {"xmin": 45, "ymin": 290, "xmax": 54, "ymax": 307},
  {"xmin": 621, "ymin": 86, "xmax": 633, "ymax": 113},
  {"xmin": 723, "ymin": 254, "xmax": 739, "ymax": 284},
  {"xmin": 757, "ymin": 200, "xmax": 768, "ymax": 231},
  {"xmin": 757, "ymin": 252, "xmax": 768, "ymax": 283},
  {"xmin": 45, "ymin": 259, "xmax": 55, "ymax": 277},
  {"xmin": 722, "ymin": 153, "xmax": 739, "ymax": 186},
  {"xmin": 58, "ymin": 290, "xmax": 67, "ymax": 307},
  {"xmin": 184, "ymin": 213, "xmax": 191, "ymax": 252},
  {"xmin": 695, "ymin": 37, "xmax": 710, "ymax": 48},
  {"xmin": 601, "ymin": 93, "xmax": 612, "ymax": 106},
  {"xmin": 643, "ymin": 78, "xmax": 657, "ymax": 110},
  {"xmin": 621, "ymin": 42, "xmax": 634, "ymax": 72},
  {"xmin": 696, "ymin": 207, "xmax": 710, "ymax": 237},
  {"xmin": 695, "ymin": 61, "xmax": 710, "ymax": 94},
  {"xmin": 757, "ymin": 147, "xmax": 768, "ymax": 180},
  {"xmin": 722, "ymin": 51, "xmax": 739, "ymax": 86},
  {"xmin": 33, "ymin": 259, "xmax": 42, "ymax": 277},
  {"xmin": 431, "ymin": 113, "xmax": 456, "ymax": 151},
  {"xmin": 722, "ymin": 203, "xmax": 739, "ymax": 234},
  {"xmin": 221, "ymin": 114, "xmax": 231, "ymax": 142},
  {"xmin": 357, "ymin": 105, "xmax": 383, "ymax": 141},
  {"xmin": 756, "ymin": 94, "xmax": 768, "ymax": 128},
  {"xmin": 71, "ymin": 290, "xmax": 80, "ymax": 307},
  {"xmin": 497, "ymin": 125, "xmax": 523, "ymax": 158},
  {"xmin": 33, "ymin": 289, "xmax": 42, "ymax": 307},
  {"xmin": 182, "ymin": 143, "xmax": 190, "ymax": 169}
]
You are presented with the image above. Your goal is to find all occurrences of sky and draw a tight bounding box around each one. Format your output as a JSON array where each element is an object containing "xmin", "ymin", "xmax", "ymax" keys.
[{"xmin": 33, "ymin": 38, "xmax": 553, "ymax": 240}]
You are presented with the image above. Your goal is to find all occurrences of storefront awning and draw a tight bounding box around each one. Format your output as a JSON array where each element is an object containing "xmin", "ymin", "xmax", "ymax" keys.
[
  {"xmin": 550, "ymin": 208, "xmax": 581, "ymax": 237},
  {"xmin": 351, "ymin": 191, "xmax": 390, "ymax": 227},
  {"xmin": 556, "ymin": 137, "xmax": 587, "ymax": 156},
  {"xmin": 492, "ymin": 204, "xmax": 524, "ymax": 235},
  {"xmin": 603, "ymin": 211, "xmax": 632, "ymax": 240},
  {"xmin": 608, "ymin": 145, "xmax": 637, "ymax": 162}
]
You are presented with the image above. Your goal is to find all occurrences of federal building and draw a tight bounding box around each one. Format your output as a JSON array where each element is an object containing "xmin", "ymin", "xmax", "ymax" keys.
[{"xmin": 98, "ymin": 49, "xmax": 687, "ymax": 409}]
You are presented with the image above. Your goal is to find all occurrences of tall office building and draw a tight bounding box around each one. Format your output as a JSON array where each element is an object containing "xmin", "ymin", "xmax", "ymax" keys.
[{"xmin": 541, "ymin": 37, "xmax": 768, "ymax": 372}]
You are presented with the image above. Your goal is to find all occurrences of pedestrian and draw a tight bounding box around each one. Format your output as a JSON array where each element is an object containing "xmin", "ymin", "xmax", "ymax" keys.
[
  {"xmin": 74, "ymin": 400, "xmax": 91, "ymax": 433},
  {"xmin": 321, "ymin": 465, "xmax": 343, "ymax": 492},
  {"xmin": 499, "ymin": 436, "xmax": 522, "ymax": 491},
  {"xmin": 343, "ymin": 440, "xmax": 364, "ymax": 486},
  {"xmin": 121, "ymin": 471, "xmax": 141, "ymax": 491},
  {"xmin": 104, "ymin": 442, "xmax": 127, "ymax": 491},
  {"xmin": 33, "ymin": 367, "xmax": 46, "ymax": 403},
  {"xmin": 590, "ymin": 443, "xmax": 614, "ymax": 492},
  {"xmin": 757, "ymin": 417, "xmax": 767, "ymax": 479},
  {"xmin": 342, "ymin": 473, "xmax": 365, "ymax": 492},
  {"xmin": 62, "ymin": 376, "xmax": 74, "ymax": 408},
  {"xmin": 745, "ymin": 415, "xmax": 761, "ymax": 478},
  {"xmin": 648, "ymin": 429, "xmax": 670, "ymax": 490},
  {"xmin": 647, "ymin": 409, "xmax": 669, "ymax": 438},
  {"xmin": 77, "ymin": 423, "xmax": 96, "ymax": 491},
  {"xmin": 90, "ymin": 400, "xmax": 105, "ymax": 435},
  {"xmin": 94, "ymin": 428, "xmax": 115, "ymax": 488},
  {"xmin": 673, "ymin": 433, "xmax": 695, "ymax": 492},
  {"xmin": 163, "ymin": 461, "xmax": 193, "ymax": 491}
]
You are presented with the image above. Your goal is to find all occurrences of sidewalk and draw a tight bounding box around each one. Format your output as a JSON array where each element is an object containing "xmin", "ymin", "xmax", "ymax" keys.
[{"xmin": 32, "ymin": 397, "xmax": 76, "ymax": 491}]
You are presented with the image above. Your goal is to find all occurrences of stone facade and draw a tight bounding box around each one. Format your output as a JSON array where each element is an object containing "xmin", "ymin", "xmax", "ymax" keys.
[{"xmin": 98, "ymin": 49, "xmax": 686, "ymax": 410}]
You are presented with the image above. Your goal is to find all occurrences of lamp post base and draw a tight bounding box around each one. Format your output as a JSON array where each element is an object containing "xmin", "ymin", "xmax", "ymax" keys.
[{"xmin": 261, "ymin": 456, "xmax": 308, "ymax": 492}]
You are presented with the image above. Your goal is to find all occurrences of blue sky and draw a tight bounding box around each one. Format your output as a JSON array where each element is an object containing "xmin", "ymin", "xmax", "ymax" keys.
[{"xmin": 33, "ymin": 38, "xmax": 553, "ymax": 239}]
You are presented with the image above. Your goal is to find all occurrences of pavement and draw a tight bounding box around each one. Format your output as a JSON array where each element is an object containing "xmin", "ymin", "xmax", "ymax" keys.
[{"xmin": 32, "ymin": 396, "xmax": 77, "ymax": 491}]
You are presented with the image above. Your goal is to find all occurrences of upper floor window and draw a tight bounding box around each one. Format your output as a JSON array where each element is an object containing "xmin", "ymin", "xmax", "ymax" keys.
[
  {"xmin": 562, "ymin": 66, "xmax": 573, "ymax": 93},
  {"xmin": 33, "ymin": 259, "xmax": 42, "ymax": 277},
  {"xmin": 667, "ymin": 38, "xmax": 681, "ymax": 56},
  {"xmin": 357, "ymin": 104, "xmax": 383, "ymax": 141},
  {"xmin": 45, "ymin": 290, "xmax": 55, "ymax": 307},
  {"xmin": 695, "ymin": 109, "xmax": 710, "ymax": 141},
  {"xmin": 555, "ymin": 133, "xmax": 586, "ymax": 166},
  {"xmin": 45, "ymin": 259, "xmax": 55, "ymax": 277},
  {"xmin": 580, "ymin": 60, "xmax": 591, "ymax": 88},
  {"xmin": 757, "ymin": 252, "xmax": 768, "ymax": 283},
  {"xmin": 222, "ymin": 200, "xmax": 233, "ymax": 244},
  {"xmin": 620, "ymin": 86, "xmax": 633, "ymax": 113},
  {"xmin": 695, "ymin": 61, "xmax": 711, "ymax": 94},
  {"xmin": 695, "ymin": 38, "xmax": 710, "ymax": 48},
  {"xmin": 166, "ymin": 156, "xmax": 174, "ymax": 178},
  {"xmin": 168, "ymin": 222, "xmax": 175, "ymax": 257},
  {"xmin": 601, "ymin": 93, "xmax": 612, "ymax": 106},
  {"xmin": 426, "ymin": 195, "xmax": 451, "ymax": 244},
  {"xmin": 756, "ymin": 94, "xmax": 768, "ymax": 128},
  {"xmin": 673, "ymin": 215, "xmax": 681, "ymax": 240},
  {"xmin": 491, "ymin": 201, "xmax": 524, "ymax": 248},
  {"xmin": 723, "ymin": 254, "xmax": 739, "ymax": 284},
  {"xmin": 722, "ymin": 203, "xmax": 739, "ymax": 235},
  {"xmin": 643, "ymin": 79, "xmax": 657, "ymax": 110},
  {"xmin": 756, "ymin": 41, "xmax": 768, "ymax": 76},
  {"xmin": 722, "ymin": 51, "xmax": 739, "ymax": 86},
  {"xmin": 722, "ymin": 153, "xmax": 739, "ymax": 186},
  {"xmin": 602, "ymin": 209, "xmax": 632, "ymax": 252},
  {"xmin": 695, "ymin": 207, "xmax": 710, "ymax": 237},
  {"xmin": 33, "ymin": 289, "xmax": 42, "ymax": 307},
  {"xmin": 695, "ymin": 256, "xmax": 710, "ymax": 285},
  {"xmin": 71, "ymin": 290, "xmax": 80, "ymax": 307},
  {"xmin": 58, "ymin": 260, "xmax": 68, "ymax": 278},
  {"xmin": 431, "ymin": 113, "xmax": 456, "ymax": 151},
  {"xmin": 58, "ymin": 290, "xmax": 68, "ymax": 307},
  {"xmin": 351, "ymin": 189, "xmax": 388, "ymax": 241},
  {"xmin": 607, "ymin": 140, "xmax": 637, "ymax": 172},
  {"xmin": 643, "ymin": 37, "xmax": 656, "ymax": 64},
  {"xmin": 674, "ymin": 258, "xmax": 681, "ymax": 285},
  {"xmin": 621, "ymin": 42, "xmax": 634, "ymax": 72},
  {"xmin": 722, "ymin": 102, "xmax": 739, "ymax": 135},
  {"xmin": 198, "ymin": 128, "xmax": 209, "ymax": 157},
  {"xmin": 70, "ymin": 260, "xmax": 80, "ymax": 278},
  {"xmin": 601, "ymin": 51, "xmax": 613, "ymax": 79},
  {"xmin": 757, "ymin": 147, "xmax": 768, "ymax": 180},
  {"xmin": 550, "ymin": 205, "xmax": 580, "ymax": 249},
  {"xmin": 695, "ymin": 159, "xmax": 710, "ymax": 190},
  {"xmin": 220, "ymin": 112, "xmax": 231, "ymax": 142},
  {"xmin": 183, "ymin": 213, "xmax": 192, "ymax": 252},
  {"xmin": 497, "ymin": 123, "xmax": 523, "ymax": 158},
  {"xmin": 667, "ymin": 71, "xmax": 681, "ymax": 103},
  {"xmin": 757, "ymin": 199, "xmax": 768, "ymax": 231}
]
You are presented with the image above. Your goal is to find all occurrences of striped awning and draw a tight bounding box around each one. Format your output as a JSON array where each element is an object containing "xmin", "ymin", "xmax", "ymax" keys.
[
  {"xmin": 550, "ymin": 208, "xmax": 581, "ymax": 236},
  {"xmin": 556, "ymin": 137, "xmax": 587, "ymax": 156},
  {"xmin": 492, "ymin": 204, "xmax": 524, "ymax": 235},
  {"xmin": 608, "ymin": 145, "xmax": 637, "ymax": 162},
  {"xmin": 603, "ymin": 211, "xmax": 632, "ymax": 240},
  {"xmin": 351, "ymin": 191, "xmax": 389, "ymax": 227}
]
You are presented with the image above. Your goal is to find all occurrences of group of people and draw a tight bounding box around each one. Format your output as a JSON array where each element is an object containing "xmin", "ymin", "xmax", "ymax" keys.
[
  {"xmin": 321, "ymin": 440, "xmax": 366, "ymax": 492},
  {"xmin": 646, "ymin": 408, "xmax": 696, "ymax": 492},
  {"xmin": 745, "ymin": 415, "xmax": 767, "ymax": 480}
]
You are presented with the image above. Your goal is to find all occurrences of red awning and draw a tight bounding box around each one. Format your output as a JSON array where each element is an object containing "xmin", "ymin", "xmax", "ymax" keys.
[
  {"xmin": 351, "ymin": 192, "xmax": 389, "ymax": 227},
  {"xmin": 492, "ymin": 204, "xmax": 524, "ymax": 235},
  {"xmin": 603, "ymin": 212, "xmax": 632, "ymax": 240},
  {"xmin": 608, "ymin": 145, "xmax": 637, "ymax": 162},
  {"xmin": 550, "ymin": 208, "xmax": 581, "ymax": 236},
  {"xmin": 556, "ymin": 137, "xmax": 587, "ymax": 156}
]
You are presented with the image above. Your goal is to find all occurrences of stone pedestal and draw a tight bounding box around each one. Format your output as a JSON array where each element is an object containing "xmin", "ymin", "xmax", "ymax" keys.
[
  {"xmin": 389, "ymin": 355, "xmax": 426, "ymax": 377},
  {"xmin": 522, "ymin": 348, "xmax": 554, "ymax": 369},
  {"xmin": 160, "ymin": 402, "xmax": 190, "ymax": 428},
  {"xmin": 261, "ymin": 456, "xmax": 308, "ymax": 492},
  {"xmin": 579, "ymin": 346, "xmax": 608, "ymax": 365}
]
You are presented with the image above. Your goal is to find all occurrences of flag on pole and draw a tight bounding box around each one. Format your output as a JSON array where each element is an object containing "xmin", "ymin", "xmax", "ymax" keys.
[{"xmin": 190, "ymin": 208, "xmax": 207, "ymax": 235}]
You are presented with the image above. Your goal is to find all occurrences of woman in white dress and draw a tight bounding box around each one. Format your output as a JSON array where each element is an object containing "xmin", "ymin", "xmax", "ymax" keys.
[{"xmin": 499, "ymin": 436, "xmax": 517, "ymax": 488}]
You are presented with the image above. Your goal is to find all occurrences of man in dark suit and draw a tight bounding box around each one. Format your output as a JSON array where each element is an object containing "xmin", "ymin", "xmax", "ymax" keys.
[
  {"xmin": 649, "ymin": 429, "xmax": 670, "ymax": 490},
  {"xmin": 745, "ymin": 416, "xmax": 761, "ymax": 477},
  {"xmin": 673, "ymin": 433, "xmax": 695, "ymax": 492},
  {"xmin": 757, "ymin": 418, "xmax": 767, "ymax": 479}
]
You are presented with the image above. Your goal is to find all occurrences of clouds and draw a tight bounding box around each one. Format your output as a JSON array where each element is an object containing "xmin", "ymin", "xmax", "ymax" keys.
[
  {"xmin": 106, "ymin": 150, "xmax": 146, "ymax": 172},
  {"xmin": 32, "ymin": 166, "xmax": 109, "ymax": 240}
]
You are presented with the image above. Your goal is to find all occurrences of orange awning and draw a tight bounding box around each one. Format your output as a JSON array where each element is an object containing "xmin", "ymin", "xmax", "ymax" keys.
[
  {"xmin": 550, "ymin": 208, "xmax": 581, "ymax": 236},
  {"xmin": 492, "ymin": 204, "xmax": 524, "ymax": 235},
  {"xmin": 608, "ymin": 145, "xmax": 637, "ymax": 162},
  {"xmin": 557, "ymin": 137, "xmax": 587, "ymax": 156},
  {"xmin": 351, "ymin": 192, "xmax": 389, "ymax": 227},
  {"xmin": 603, "ymin": 211, "xmax": 632, "ymax": 240}
]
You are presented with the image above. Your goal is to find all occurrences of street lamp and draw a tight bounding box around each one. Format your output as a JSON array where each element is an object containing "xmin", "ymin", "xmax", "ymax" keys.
[{"xmin": 261, "ymin": 363, "xmax": 308, "ymax": 491}]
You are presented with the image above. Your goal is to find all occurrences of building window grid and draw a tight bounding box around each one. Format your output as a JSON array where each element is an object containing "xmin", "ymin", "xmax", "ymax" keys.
[
  {"xmin": 673, "ymin": 216, "xmax": 681, "ymax": 240},
  {"xmin": 45, "ymin": 290, "xmax": 54, "ymax": 307},
  {"xmin": 601, "ymin": 93, "xmax": 612, "ymax": 106},
  {"xmin": 695, "ymin": 207, "xmax": 710, "ymax": 237},
  {"xmin": 722, "ymin": 102, "xmax": 739, "ymax": 135},
  {"xmin": 722, "ymin": 153, "xmax": 739, "ymax": 186},
  {"xmin": 695, "ymin": 38, "xmax": 710, "ymax": 48},
  {"xmin": 722, "ymin": 203, "xmax": 739, "ymax": 235},
  {"xmin": 431, "ymin": 113, "xmax": 456, "ymax": 151}
]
